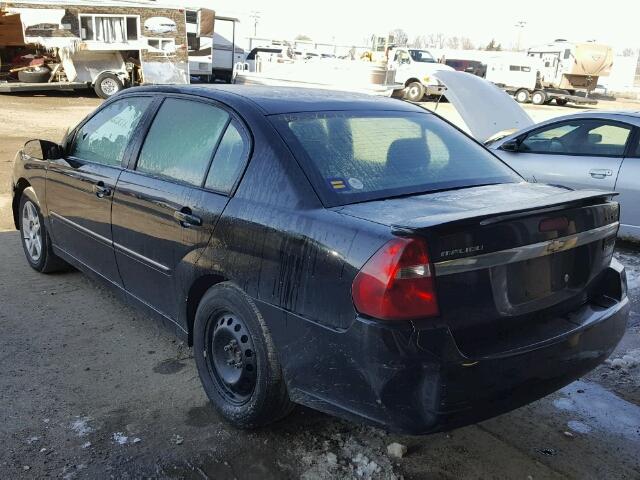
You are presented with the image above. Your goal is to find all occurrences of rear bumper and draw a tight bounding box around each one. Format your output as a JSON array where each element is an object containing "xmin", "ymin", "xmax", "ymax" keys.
[{"xmin": 262, "ymin": 263, "xmax": 629, "ymax": 434}]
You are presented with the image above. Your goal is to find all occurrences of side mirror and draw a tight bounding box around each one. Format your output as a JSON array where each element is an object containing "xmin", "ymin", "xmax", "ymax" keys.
[
  {"xmin": 23, "ymin": 139, "xmax": 63, "ymax": 160},
  {"xmin": 501, "ymin": 140, "xmax": 520, "ymax": 152}
]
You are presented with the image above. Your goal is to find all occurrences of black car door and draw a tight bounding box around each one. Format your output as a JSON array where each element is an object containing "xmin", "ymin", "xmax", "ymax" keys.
[
  {"xmin": 46, "ymin": 96, "xmax": 153, "ymax": 285},
  {"xmin": 111, "ymin": 96, "xmax": 250, "ymax": 319}
]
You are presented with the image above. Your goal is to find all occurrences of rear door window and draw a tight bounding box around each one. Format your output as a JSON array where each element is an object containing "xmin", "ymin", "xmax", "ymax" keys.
[
  {"xmin": 273, "ymin": 111, "xmax": 520, "ymax": 206},
  {"xmin": 204, "ymin": 122, "xmax": 249, "ymax": 194},
  {"xmin": 70, "ymin": 97, "xmax": 152, "ymax": 166},
  {"xmin": 136, "ymin": 98, "xmax": 229, "ymax": 186}
]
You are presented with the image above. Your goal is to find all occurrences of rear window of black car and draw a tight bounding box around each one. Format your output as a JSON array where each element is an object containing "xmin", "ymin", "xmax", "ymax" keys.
[{"xmin": 273, "ymin": 111, "xmax": 520, "ymax": 206}]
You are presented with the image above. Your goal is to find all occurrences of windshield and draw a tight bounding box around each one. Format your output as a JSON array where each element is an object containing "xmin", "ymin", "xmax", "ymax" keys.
[
  {"xmin": 409, "ymin": 49, "xmax": 436, "ymax": 63},
  {"xmin": 273, "ymin": 111, "xmax": 520, "ymax": 207}
]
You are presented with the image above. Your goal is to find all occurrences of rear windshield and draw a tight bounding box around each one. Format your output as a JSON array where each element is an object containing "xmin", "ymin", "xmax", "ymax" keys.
[{"xmin": 273, "ymin": 111, "xmax": 520, "ymax": 206}]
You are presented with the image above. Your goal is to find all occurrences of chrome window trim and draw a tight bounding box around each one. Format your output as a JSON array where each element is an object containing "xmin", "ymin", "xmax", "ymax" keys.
[{"xmin": 434, "ymin": 222, "xmax": 619, "ymax": 277}]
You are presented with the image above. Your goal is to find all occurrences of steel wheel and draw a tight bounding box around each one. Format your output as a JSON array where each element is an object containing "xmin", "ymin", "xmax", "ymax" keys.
[
  {"xmin": 22, "ymin": 200, "xmax": 42, "ymax": 263},
  {"xmin": 100, "ymin": 77, "xmax": 120, "ymax": 96},
  {"xmin": 206, "ymin": 311, "xmax": 258, "ymax": 405}
]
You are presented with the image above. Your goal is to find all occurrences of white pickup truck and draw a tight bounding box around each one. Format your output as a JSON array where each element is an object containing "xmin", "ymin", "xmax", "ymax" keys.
[{"xmin": 388, "ymin": 48, "xmax": 454, "ymax": 101}]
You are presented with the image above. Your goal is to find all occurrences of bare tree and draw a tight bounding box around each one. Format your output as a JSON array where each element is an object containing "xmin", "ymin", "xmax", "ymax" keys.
[
  {"xmin": 412, "ymin": 35, "xmax": 427, "ymax": 49},
  {"xmin": 622, "ymin": 47, "xmax": 639, "ymax": 57},
  {"xmin": 391, "ymin": 29, "xmax": 409, "ymax": 47},
  {"xmin": 460, "ymin": 37, "xmax": 475, "ymax": 50},
  {"xmin": 446, "ymin": 36, "xmax": 460, "ymax": 49}
]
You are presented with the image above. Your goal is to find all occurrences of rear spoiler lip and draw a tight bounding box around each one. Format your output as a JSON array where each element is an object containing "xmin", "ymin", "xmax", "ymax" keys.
[{"xmin": 391, "ymin": 189, "xmax": 618, "ymax": 233}]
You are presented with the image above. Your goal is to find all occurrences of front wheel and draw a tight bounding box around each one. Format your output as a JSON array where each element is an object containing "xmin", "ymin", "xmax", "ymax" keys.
[
  {"xmin": 193, "ymin": 283, "xmax": 293, "ymax": 428},
  {"xmin": 404, "ymin": 81, "xmax": 426, "ymax": 102},
  {"xmin": 19, "ymin": 188, "xmax": 68, "ymax": 273}
]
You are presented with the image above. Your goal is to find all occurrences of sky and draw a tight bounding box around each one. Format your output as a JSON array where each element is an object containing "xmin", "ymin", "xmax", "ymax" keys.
[{"xmin": 161, "ymin": 0, "xmax": 639, "ymax": 52}]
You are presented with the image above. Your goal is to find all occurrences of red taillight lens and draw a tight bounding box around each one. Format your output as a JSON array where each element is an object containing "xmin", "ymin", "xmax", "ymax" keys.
[{"xmin": 352, "ymin": 238, "xmax": 439, "ymax": 320}]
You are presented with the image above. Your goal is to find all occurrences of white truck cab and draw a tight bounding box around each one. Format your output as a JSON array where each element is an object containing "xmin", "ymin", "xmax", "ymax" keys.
[{"xmin": 388, "ymin": 48, "xmax": 454, "ymax": 101}]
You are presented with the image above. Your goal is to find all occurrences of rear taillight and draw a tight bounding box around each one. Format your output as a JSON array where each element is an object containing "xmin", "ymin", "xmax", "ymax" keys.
[{"xmin": 352, "ymin": 238, "xmax": 439, "ymax": 320}]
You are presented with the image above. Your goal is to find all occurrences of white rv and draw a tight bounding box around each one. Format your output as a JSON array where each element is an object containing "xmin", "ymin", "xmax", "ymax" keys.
[{"xmin": 187, "ymin": 11, "xmax": 242, "ymax": 83}]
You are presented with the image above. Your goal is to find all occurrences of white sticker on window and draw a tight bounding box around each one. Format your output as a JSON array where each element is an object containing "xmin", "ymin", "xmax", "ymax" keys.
[{"xmin": 348, "ymin": 178, "xmax": 364, "ymax": 190}]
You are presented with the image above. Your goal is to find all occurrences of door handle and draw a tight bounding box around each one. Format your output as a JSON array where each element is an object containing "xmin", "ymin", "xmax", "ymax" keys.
[
  {"xmin": 589, "ymin": 169, "xmax": 612, "ymax": 179},
  {"xmin": 174, "ymin": 208, "xmax": 202, "ymax": 228},
  {"xmin": 92, "ymin": 181, "xmax": 112, "ymax": 198}
]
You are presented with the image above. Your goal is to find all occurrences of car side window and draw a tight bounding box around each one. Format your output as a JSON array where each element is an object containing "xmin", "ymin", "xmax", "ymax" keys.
[
  {"xmin": 70, "ymin": 97, "xmax": 152, "ymax": 166},
  {"xmin": 136, "ymin": 98, "xmax": 229, "ymax": 186},
  {"xmin": 520, "ymin": 120, "xmax": 631, "ymax": 157},
  {"xmin": 204, "ymin": 122, "xmax": 249, "ymax": 194}
]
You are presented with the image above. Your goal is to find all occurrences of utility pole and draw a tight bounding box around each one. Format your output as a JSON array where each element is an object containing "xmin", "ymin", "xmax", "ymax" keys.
[
  {"xmin": 249, "ymin": 11, "xmax": 261, "ymax": 37},
  {"xmin": 515, "ymin": 20, "xmax": 527, "ymax": 51}
]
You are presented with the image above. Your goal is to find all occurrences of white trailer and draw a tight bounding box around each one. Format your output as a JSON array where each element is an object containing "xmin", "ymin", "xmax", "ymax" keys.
[{"xmin": 484, "ymin": 54, "xmax": 598, "ymax": 106}]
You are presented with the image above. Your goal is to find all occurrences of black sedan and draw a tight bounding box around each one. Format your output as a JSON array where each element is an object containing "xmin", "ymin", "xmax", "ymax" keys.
[{"xmin": 11, "ymin": 86, "xmax": 629, "ymax": 434}]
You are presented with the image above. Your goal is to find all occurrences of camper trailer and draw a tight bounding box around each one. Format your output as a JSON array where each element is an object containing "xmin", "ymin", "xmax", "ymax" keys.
[
  {"xmin": 186, "ymin": 10, "xmax": 241, "ymax": 83},
  {"xmin": 0, "ymin": 0, "xmax": 214, "ymax": 98},
  {"xmin": 528, "ymin": 40, "xmax": 614, "ymax": 93}
]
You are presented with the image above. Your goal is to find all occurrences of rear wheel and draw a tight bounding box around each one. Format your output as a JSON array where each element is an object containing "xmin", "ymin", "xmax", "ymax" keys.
[
  {"xmin": 404, "ymin": 81, "xmax": 426, "ymax": 102},
  {"xmin": 555, "ymin": 98, "xmax": 568, "ymax": 106},
  {"xmin": 193, "ymin": 283, "xmax": 293, "ymax": 428},
  {"xmin": 19, "ymin": 188, "xmax": 67, "ymax": 273},
  {"xmin": 514, "ymin": 88, "xmax": 530, "ymax": 103},
  {"xmin": 531, "ymin": 90, "xmax": 547, "ymax": 105}
]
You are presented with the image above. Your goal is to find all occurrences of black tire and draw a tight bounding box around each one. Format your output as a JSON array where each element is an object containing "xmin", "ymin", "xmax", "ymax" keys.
[
  {"xmin": 404, "ymin": 81, "xmax": 426, "ymax": 102},
  {"xmin": 531, "ymin": 90, "xmax": 547, "ymax": 105},
  {"xmin": 19, "ymin": 188, "xmax": 68, "ymax": 273},
  {"xmin": 93, "ymin": 73, "xmax": 124, "ymax": 99},
  {"xmin": 555, "ymin": 98, "xmax": 568, "ymax": 106},
  {"xmin": 514, "ymin": 88, "xmax": 530, "ymax": 103},
  {"xmin": 193, "ymin": 282, "xmax": 293, "ymax": 428},
  {"xmin": 17, "ymin": 67, "xmax": 50, "ymax": 83}
]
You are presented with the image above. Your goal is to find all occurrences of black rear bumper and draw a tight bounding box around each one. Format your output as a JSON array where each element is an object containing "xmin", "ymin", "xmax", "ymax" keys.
[{"xmin": 261, "ymin": 263, "xmax": 629, "ymax": 434}]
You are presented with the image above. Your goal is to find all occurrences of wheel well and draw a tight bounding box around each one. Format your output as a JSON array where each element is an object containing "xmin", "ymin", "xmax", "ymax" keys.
[
  {"xmin": 404, "ymin": 78, "xmax": 421, "ymax": 87},
  {"xmin": 185, "ymin": 273, "xmax": 228, "ymax": 345},
  {"xmin": 12, "ymin": 178, "xmax": 31, "ymax": 229}
]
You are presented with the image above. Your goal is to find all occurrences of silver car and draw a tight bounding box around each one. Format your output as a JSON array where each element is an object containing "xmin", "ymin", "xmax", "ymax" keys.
[
  {"xmin": 431, "ymin": 71, "xmax": 640, "ymax": 242},
  {"xmin": 488, "ymin": 112, "xmax": 640, "ymax": 241}
]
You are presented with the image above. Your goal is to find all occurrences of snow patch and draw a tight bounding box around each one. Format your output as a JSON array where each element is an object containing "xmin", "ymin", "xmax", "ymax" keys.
[{"xmin": 69, "ymin": 417, "xmax": 93, "ymax": 437}]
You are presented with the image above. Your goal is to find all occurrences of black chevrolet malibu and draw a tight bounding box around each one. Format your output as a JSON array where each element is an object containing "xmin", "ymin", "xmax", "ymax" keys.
[{"xmin": 11, "ymin": 86, "xmax": 629, "ymax": 434}]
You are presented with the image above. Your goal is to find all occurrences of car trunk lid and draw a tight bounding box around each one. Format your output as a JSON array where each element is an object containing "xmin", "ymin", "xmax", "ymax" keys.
[{"xmin": 336, "ymin": 183, "xmax": 619, "ymax": 357}]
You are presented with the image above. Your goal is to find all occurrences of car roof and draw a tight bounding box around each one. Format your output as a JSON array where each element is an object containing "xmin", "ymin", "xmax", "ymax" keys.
[
  {"xmin": 122, "ymin": 85, "xmax": 423, "ymax": 116},
  {"xmin": 545, "ymin": 110, "xmax": 640, "ymax": 123}
]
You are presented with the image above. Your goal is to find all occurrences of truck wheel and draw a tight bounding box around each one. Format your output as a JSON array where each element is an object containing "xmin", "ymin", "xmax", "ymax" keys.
[
  {"xmin": 94, "ymin": 73, "xmax": 124, "ymax": 99},
  {"xmin": 404, "ymin": 82, "xmax": 426, "ymax": 102},
  {"xmin": 193, "ymin": 282, "xmax": 294, "ymax": 428},
  {"xmin": 514, "ymin": 89, "xmax": 530, "ymax": 103},
  {"xmin": 555, "ymin": 98, "xmax": 568, "ymax": 106},
  {"xmin": 531, "ymin": 90, "xmax": 547, "ymax": 105}
]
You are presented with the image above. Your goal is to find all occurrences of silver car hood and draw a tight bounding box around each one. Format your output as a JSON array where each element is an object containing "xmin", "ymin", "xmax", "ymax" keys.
[{"xmin": 433, "ymin": 70, "xmax": 535, "ymax": 142}]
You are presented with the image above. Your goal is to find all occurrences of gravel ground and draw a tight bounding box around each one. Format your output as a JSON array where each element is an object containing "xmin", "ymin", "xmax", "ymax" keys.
[{"xmin": 1, "ymin": 91, "xmax": 639, "ymax": 479}]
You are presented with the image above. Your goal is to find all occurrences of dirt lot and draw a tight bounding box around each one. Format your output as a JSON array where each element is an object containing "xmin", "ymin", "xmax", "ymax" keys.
[{"xmin": 1, "ymin": 91, "xmax": 639, "ymax": 479}]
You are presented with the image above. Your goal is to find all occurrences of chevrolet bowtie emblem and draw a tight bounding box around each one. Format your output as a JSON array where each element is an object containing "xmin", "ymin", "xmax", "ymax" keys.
[{"xmin": 547, "ymin": 239, "xmax": 566, "ymax": 253}]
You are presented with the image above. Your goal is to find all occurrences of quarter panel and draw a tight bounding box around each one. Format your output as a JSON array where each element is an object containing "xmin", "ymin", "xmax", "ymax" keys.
[{"xmin": 194, "ymin": 116, "xmax": 391, "ymax": 330}]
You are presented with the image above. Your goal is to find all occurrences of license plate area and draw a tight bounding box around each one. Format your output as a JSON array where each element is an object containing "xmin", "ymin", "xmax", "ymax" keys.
[{"xmin": 491, "ymin": 245, "xmax": 593, "ymax": 316}]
